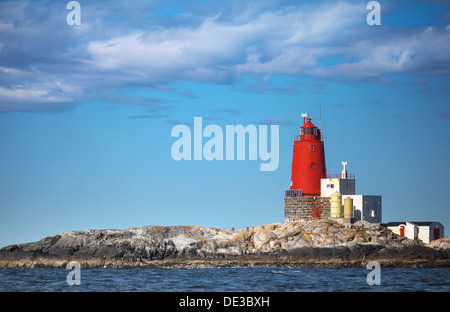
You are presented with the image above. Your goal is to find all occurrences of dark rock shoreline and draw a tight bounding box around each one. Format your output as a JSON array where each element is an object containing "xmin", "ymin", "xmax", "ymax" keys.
[{"xmin": 1, "ymin": 219, "xmax": 449, "ymax": 268}]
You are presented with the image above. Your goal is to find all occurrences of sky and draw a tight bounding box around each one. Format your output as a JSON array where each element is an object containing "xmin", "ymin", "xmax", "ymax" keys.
[{"xmin": 0, "ymin": 0, "xmax": 449, "ymax": 248}]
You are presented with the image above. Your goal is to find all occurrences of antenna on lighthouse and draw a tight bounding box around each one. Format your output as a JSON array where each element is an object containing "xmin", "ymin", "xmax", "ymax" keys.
[
  {"xmin": 320, "ymin": 103, "xmax": 322, "ymax": 130},
  {"xmin": 341, "ymin": 161, "xmax": 348, "ymax": 179}
]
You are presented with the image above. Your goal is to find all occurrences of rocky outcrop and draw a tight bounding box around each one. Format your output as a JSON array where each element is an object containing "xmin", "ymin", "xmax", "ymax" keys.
[
  {"xmin": 0, "ymin": 219, "xmax": 448, "ymax": 268},
  {"xmin": 426, "ymin": 237, "xmax": 450, "ymax": 250}
]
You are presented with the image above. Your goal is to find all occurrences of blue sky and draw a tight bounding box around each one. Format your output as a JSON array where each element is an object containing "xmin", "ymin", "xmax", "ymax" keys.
[{"xmin": 0, "ymin": 0, "xmax": 450, "ymax": 247}]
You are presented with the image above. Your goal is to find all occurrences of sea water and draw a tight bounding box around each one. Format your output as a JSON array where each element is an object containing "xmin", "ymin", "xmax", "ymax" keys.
[{"xmin": 0, "ymin": 267, "xmax": 449, "ymax": 292}]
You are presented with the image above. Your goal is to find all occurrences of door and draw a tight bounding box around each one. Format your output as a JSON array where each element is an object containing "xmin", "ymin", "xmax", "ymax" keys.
[
  {"xmin": 433, "ymin": 228, "xmax": 440, "ymax": 240},
  {"xmin": 313, "ymin": 207, "xmax": 320, "ymax": 218},
  {"xmin": 399, "ymin": 225, "xmax": 405, "ymax": 237}
]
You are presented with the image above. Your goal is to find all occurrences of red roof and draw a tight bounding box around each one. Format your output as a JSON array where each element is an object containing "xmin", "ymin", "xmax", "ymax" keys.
[{"xmin": 301, "ymin": 118, "xmax": 317, "ymax": 128}]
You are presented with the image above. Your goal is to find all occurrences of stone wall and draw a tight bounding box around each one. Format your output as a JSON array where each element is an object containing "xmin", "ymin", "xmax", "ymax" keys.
[{"xmin": 284, "ymin": 196, "xmax": 331, "ymax": 222}]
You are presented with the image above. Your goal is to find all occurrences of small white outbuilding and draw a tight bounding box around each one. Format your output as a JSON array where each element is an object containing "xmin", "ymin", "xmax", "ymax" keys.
[{"xmin": 385, "ymin": 221, "xmax": 444, "ymax": 244}]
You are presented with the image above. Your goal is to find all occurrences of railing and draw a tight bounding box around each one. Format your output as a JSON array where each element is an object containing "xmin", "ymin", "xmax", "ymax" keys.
[
  {"xmin": 285, "ymin": 189, "xmax": 302, "ymax": 197},
  {"xmin": 326, "ymin": 174, "xmax": 355, "ymax": 179}
]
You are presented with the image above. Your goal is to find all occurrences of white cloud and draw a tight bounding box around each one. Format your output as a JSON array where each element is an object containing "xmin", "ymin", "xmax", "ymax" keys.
[
  {"xmin": 1, "ymin": 0, "xmax": 450, "ymax": 112},
  {"xmin": 0, "ymin": 87, "xmax": 48, "ymax": 100},
  {"xmin": 0, "ymin": 84, "xmax": 74, "ymax": 112},
  {"xmin": 83, "ymin": 1, "xmax": 450, "ymax": 84},
  {"xmin": 83, "ymin": 2, "xmax": 366, "ymax": 82},
  {"xmin": 310, "ymin": 26, "xmax": 450, "ymax": 79}
]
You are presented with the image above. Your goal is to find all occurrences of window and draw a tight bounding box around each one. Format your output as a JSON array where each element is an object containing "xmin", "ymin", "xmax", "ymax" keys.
[
  {"xmin": 371, "ymin": 210, "xmax": 375, "ymax": 217},
  {"xmin": 327, "ymin": 184, "xmax": 334, "ymax": 189},
  {"xmin": 311, "ymin": 162, "xmax": 316, "ymax": 169},
  {"xmin": 301, "ymin": 128, "xmax": 318, "ymax": 135},
  {"xmin": 311, "ymin": 145, "xmax": 315, "ymax": 152}
]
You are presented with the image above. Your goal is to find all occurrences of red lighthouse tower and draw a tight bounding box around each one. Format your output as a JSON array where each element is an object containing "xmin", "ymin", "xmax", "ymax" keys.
[{"xmin": 290, "ymin": 117, "xmax": 327, "ymax": 196}]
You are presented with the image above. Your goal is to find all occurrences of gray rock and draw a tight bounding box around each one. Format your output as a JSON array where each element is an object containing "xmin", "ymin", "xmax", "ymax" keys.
[{"xmin": 0, "ymin": 220, "xmax": 448, "ymax": 268}]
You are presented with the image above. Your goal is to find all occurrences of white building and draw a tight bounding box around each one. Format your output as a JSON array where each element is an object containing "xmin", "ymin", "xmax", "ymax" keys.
[
  {"xmin": 320, "ymin": 177, "xmax": 355, "ymax": 197},
  {"xmin": 385, "ymin": 221, "xmax": 444, "ymax": 244},
  {"xmin": 343, "ymin": 195, "xmax": 382, "ymax": 224},
  {"xmin": 320, "ymin": 161, "xmax": 382, "ymax": 223},
  {"xmin": 321, "ymin": 161, "xmax": 356, "ymax": 197}
]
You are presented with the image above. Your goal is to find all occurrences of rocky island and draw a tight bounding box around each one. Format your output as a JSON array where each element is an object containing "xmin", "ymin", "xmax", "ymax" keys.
[{"xmin": 1, "ymin": 219, "xmax": 449, "ymax": 268}]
